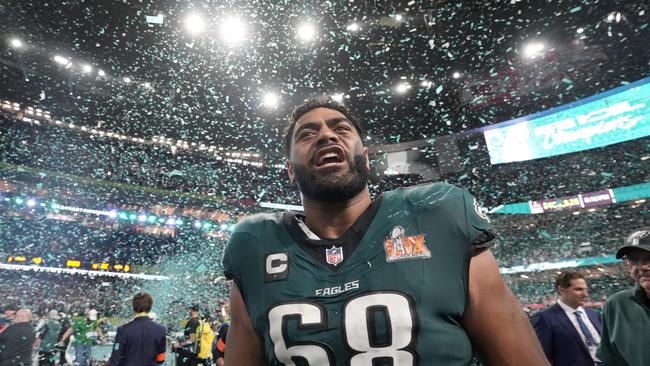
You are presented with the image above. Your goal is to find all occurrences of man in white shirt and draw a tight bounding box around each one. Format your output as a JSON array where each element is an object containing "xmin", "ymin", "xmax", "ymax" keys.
[{"xmin": 532, "ymin": 271, "xmax": 604, "ymax": 366}]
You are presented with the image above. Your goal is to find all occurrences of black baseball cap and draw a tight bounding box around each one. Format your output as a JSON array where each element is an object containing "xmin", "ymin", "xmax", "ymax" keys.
[
  {"xmin": 616, "ymin": 228, "xmax": 650, "ymax": 259},
  {"xmin": 189, "ymin": 304, "xmax": 200, "ymax": 311}
]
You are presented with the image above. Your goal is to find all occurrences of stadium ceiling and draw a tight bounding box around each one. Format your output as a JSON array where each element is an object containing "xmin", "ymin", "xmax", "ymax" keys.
[{"xmin": 0, "ymin": 0, "xmax": 648, "ymax": 158}]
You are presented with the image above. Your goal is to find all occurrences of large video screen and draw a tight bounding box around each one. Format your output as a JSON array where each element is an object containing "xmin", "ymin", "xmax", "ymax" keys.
[{"xmin": 483, "ymin": 77, "xmax": 650, "ymax": 164}]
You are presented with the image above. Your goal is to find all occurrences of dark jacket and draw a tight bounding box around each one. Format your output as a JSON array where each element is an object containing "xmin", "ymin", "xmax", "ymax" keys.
[
  {"xmin": 597, "ymin": 285, "xmax": 650, "ymax": 366},
  {"xmin": 108, "ymin": 316, "xmax": 166, "ymax": 366},
  {"xmin": 532, "ymin": 303, "xmax": 603, "ymax": 366},
  {"xmin": 0, "ymin": 322, "xmax": 36, "ymax": 366}
]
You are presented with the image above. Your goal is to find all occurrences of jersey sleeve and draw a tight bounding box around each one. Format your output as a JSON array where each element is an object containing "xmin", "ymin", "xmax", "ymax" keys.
[
  {"xmin": 222, "ymin": 229, "xmax": 263, "ymax": 297},
  {"xmin": 459, "ymin": 188, "xmax": 496, "ymax": 252}
]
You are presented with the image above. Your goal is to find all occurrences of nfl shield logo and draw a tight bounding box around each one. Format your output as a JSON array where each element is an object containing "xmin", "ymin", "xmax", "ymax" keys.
[{"xmin": 326, "ymin": 245, "xmax": 344, "ymax": 266}]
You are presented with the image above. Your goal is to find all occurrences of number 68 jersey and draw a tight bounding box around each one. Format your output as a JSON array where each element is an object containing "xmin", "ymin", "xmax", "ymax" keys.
[{"xmin": 223, "ymin": 182, "xmax": 495, "ymax": 366}]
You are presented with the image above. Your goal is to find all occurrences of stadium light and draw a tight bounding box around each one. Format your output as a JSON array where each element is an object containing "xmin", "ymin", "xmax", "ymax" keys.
[
  {"xmin": 394, "ymin": 14, "xmax": 403, "ymax": 21},
  {"xmin": 9, "ymin": 38, "xmax": 23, "ymax": 48},
  {"xmin": 395, "ymin": 82, "xmax": 411, "ymax": 94},
  {"xmin": 219, "ymin": 17, "xmax": 247, "ymax": 45},
  {"xmin": 297, "ymin": 23, "xmax": 317, "ymax": 42},
  {"xmin": 184, "ymin": 14, "xmax": 206, "ymax": 34},
  {"xmin": 331, "ymin": 93, "xmax": 345, "ymax": 103},
  {"xmin": 346, "ymin": 23, "xmax": 360, "ymax": 32},
  {"xmin": 26, "ymin": 198, "xmax": 36, "ymax": 207},
  {"xmin": 143, "ymin": 81, "xmax": 152, "ymax": 89},
  {"xmin": 53, "ymin": 55, "xmax": 71, "ymax": 66},
  {"xmin": 452, "ymin": 71, "xmax": 462, "ymax": 79},
  {"xmin": 262, "ymin": 92, "xmax": 280, "ymax": 109},
  {"xmin": 81, "ymin": 64, "xmax": 92, "ymax": 73},
  {"xmin": 97, "ymin": 69, "xmax": 106, "ymax": 77},
  {"xmin": 522, "ymin": 42, "xmax": 545, "ymax": 58},
  {"xmin": 123, "ymin": 76, "xmax": 132, "ymax": 83}
]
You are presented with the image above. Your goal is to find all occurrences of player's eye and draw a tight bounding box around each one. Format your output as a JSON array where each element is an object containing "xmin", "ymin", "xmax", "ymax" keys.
[{"xmin": 297, "ymin": 130, "xmax": 316, "ymax": 140}]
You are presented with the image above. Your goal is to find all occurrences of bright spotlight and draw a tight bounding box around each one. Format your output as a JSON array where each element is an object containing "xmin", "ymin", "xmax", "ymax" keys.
[
  {"xmin": 297, "ymin": 23, "xmax": 317, "ymax": 42},
  {"xmin": 331, "ymin": 93, "xmax": 345, "ymax": 103},
  {"xmin": 452, "ymin": 71, "xmax": 462, "ymax": 79},
  {"xmin": 9, "ymin": 38, "xmax": 23, "ymax": 48},
  {"xmin": 185, "ymin": 14, "xmax": 206, "ymax": 34},
  {"xmin": 97, "ymin": 69, "xmax": 106, "ymax": 77},
  {"xmin": 346, "ymin": 23, "xmax": 360, "ymax": 32},
  {"xmin": 53, "ymin": 55, "xmax": 71, "ymax": 66},
  {"xmin": 219, "ymin": 17, "xmax": 247, "ymax": 44},
  {"xmin": 395, "ymin": 82, "xmax": 411, "ymax": 94},
  {"xmin": 123, "ymin": 76, "xmax": 132, "ymax": 83},
  {"xmin": 522, "ymin": 42, "xmax": 545, "ymax": 58},
  {"xmin": 262, "ymin": 92, "xmax": 279, "ymax": 109},
  {"xmin": 26, "ymin": 198, "xmax": 36, "ymax": 207},
  {"xmin": 394, "ymin": 14, "xmax": 403, "ymax": 21},
  {"xmin": 143, "ymin": 81, "xmax": 151, "ymax": 89},
  {"xmin": 82, "ymin": 64, "xmax": 92, "ymax": 73}
]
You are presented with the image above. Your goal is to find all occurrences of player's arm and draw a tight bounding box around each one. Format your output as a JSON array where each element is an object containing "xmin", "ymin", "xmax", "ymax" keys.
[
  {"xmin": 59, "ymin": 327, "xmax": 73, "ymax": 344},
  {"xmin": 224, "ymin": 282, "xmax": 266, "ymax": 366},
  {"xmin": 462, "ymin": 249, "xmax": 550, "ymax": 366}
]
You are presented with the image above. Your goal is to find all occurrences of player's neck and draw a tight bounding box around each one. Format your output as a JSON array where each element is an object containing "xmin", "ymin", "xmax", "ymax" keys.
[{"xmin": 300, "ymin": 186, "xmax": 372, "ymax": 239}]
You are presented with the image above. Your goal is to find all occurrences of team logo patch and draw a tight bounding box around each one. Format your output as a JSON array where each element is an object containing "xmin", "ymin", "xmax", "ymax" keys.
[
  {"xmin": 325, "ymin": 245, "xmax": 344, "ymax": 266},
  {"xmin": 383, "ymin": 226, "xmax": 431, "ymax": 262},
  {"xmin": 473, "ymin": 197, "xmax": 490, "ymax": 222}
]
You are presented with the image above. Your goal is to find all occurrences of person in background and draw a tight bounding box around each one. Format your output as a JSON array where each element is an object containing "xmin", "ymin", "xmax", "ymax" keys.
[
  {"xmin": 173, "ymin": 304, "xmax": 200, "ymax": 366},
  {"xmin": 59, "ymin": 309, "xmax": 105, "ymax": 366},
  {"xmin": 35, "ymin": 309, "xmax": 63, "ymax": 366},
  {"xmin": 0, "ymin": 305, "xmax": 17, "ymax": 334},
  {"xmin": 598, "ymin": 228, "xmax": 650, "ymax": 366},
  {"xmin": 0, "ymin": 308, "xmax": 36, "ymax": 365},
  {"xmin": 108, "ymin": 292, "xmax": 166, "ymax": 366},
  {"xmin": 532, "ymin": 271, "xmax": 603, "ymax": 366}
]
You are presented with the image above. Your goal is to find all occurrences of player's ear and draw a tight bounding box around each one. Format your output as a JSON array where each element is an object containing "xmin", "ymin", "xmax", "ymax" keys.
[
  {"xmin": 287, "ymin": 160, "xmax": 296, "ymax": 185},
  {"xmin": 363, "ymin": 146, "xmax": 370, "ymax": 170}
]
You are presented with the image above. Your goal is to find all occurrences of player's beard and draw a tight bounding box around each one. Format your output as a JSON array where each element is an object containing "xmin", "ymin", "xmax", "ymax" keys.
[{"xmin": 292, "ymin": 153, "xmax": 369, "ymax": 203}]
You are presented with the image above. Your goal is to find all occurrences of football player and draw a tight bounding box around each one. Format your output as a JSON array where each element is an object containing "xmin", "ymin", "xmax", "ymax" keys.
[{"xmin": 223, "ymin": 97, "xmax": 549, "ymax": 365}]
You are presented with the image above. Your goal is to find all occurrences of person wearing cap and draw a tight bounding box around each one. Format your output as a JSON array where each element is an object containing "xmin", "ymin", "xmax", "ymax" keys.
[
  {"xmin": 597, "ymin": 228, "xmax": 650, "ymax": 366},
  {"xmin": 59, "ymin": 309, "xmax": 105, "ymax": 366},
  {"xmin": 35, "ymin": 309, "xmax": 63, "ymax": 366},
  {"xmin": 173, "ymin": 304, "xmax": 201, "ymax": 366},
  {"xmin": 108, "ymin": 292, "xmax": 166, "ymax": 366}
]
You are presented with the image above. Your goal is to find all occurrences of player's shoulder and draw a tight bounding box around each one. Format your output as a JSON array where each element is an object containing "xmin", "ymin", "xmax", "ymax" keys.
[
  {"xmin": 383, "ymin": 181, "xmax": 466, "ymax": 208},
  {"xmin": 231, "ymin": 211, "xmax": 284, "ymax": 236}
]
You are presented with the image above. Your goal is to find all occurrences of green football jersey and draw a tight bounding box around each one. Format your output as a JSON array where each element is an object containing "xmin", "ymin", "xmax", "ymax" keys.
[{"xmin": 223, "ymin": 182, "xmax": 494, "ymax": 366}]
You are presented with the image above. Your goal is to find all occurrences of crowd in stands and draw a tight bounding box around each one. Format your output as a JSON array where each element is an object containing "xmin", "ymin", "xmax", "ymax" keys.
[
  {"xmin": 2, "ymin": 113, "xmax": 648, "ymax": 212},
  {"xmin": 491, "ymin": 201, "xmax": 649, "ymax": 267}
]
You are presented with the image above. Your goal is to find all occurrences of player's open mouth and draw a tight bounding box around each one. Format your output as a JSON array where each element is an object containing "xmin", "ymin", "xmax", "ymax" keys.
[{"xmin": 313, "ymin": 146, "xmax": 345, "ymax": 168}]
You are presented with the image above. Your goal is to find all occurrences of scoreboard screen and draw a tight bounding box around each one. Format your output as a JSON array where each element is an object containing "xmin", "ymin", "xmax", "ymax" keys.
[{"xmin": 483, "ymin": 77, "xmax": 650, "ymax": 164}]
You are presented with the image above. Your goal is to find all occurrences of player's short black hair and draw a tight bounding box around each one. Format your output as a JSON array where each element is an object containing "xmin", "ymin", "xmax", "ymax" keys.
[
  {"xmin": 284, "ymin": 96, "xmax": 363, "ymax": 157},
  {"xmin": 554, "ymin": 271, "xmax": 585, "ymax": 293},
  {"xmin": 132, "ymin": 292, "xmax": 153, "ymax": 313}
]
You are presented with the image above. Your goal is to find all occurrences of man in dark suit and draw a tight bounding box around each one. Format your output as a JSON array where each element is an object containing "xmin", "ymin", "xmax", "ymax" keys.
[
  {"xmin": 532, "ymin": 271, "xmax": 604, "ymax": 366},
  {"xmin": 108, "ymin": 292, "xmax": 166, "ymax": 366}
]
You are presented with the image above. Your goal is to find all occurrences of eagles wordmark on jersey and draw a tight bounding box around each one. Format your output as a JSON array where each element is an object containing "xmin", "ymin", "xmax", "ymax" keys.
[{"xmin": 223, "ymin": 182, "xmax": 495, "ymax": 366}]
